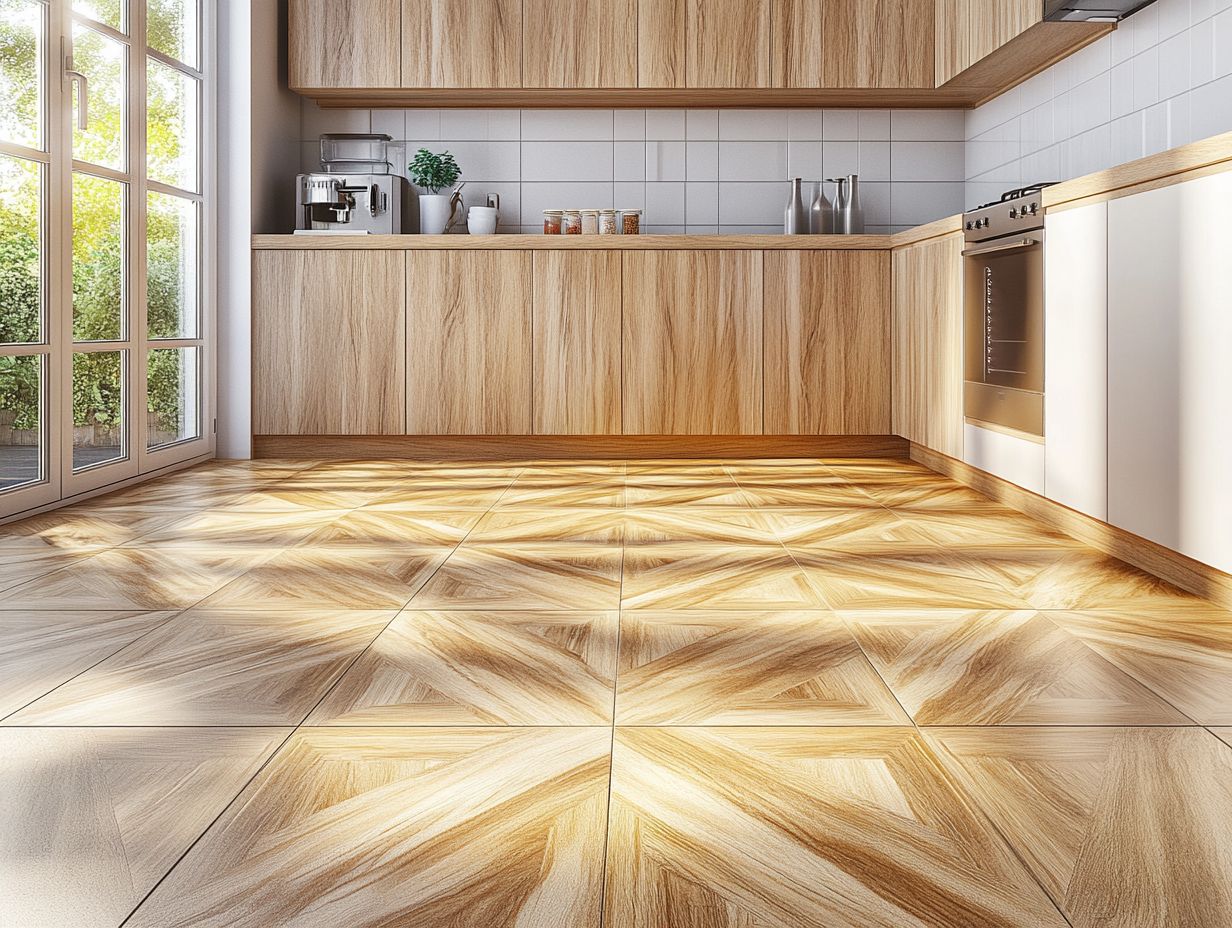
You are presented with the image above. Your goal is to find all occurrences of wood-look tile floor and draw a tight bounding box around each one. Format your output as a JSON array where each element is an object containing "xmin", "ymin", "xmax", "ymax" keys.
[{"xmin": 4, "ymin": 456, "xmax": 1232, "ymax": 927}]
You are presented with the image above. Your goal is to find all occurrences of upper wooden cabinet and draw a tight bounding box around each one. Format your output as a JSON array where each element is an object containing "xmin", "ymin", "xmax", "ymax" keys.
[
  {"xmin": 524, "ymin": 0, "xmax": 637, "ymax": 88},
  {"xmin": 623, "ymin": 251, "xmax": 763, "ymax": 435},
  {"xmin": 288, "ymin": 0, "xmax": 1114, "ymax": 104},
  {"xmin": 687, "ymin": 0, "xmax": 772, "ymax": 89},
  {"xmin": 288, "ymin": 0, "xmax": 402, "ymax": 90},
  {"xmin": 402, "ymin": 0, "xmax": 523, "ymax": 88}
]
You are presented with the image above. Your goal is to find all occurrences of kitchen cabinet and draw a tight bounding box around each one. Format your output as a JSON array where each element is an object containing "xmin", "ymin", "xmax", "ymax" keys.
[
  {"xmin": 891, "ymin": 232, "xmax": 964, "ymax": 459},
  {"xmin": 800, "ymin": 0, "xmax": 935, "ymax": 90},
  {"xmin": 524, "ymin": 0, "xmax": 637, "ymax": 88},
  {"xmin": 638, "ymin": 0, "xmax": 686, "ymax": 88},
  {"xmin": 622, "ymin": 251, "xmax": 763, "ymax": 435},
  {"xmin": 1107, "ymin": 172, "xmax": 1232, "ymax": 573},
  {"xmin": 1044, "ymin": 202, "xmax": 1108, "ymax": 520},
  {"xmin": 252, "ymin": 251, "xmax": 406, "ymax": 435},
  {"xmin": 764, "ymin": 251, "xmax": 891, "ymax": 434},
  {"xmin": 288, "ymin": 0, "xmax": 402, "ymax": 90},
  {"xmin": 405, "ymin": 252, "xmax": 533, "ymax": 434},
  {"xmin": 532, "ymin": 252, "xmax": 623, "ymax": 434},
  {"xmin": 686, "ymin": 0, "xmax": 771, "ymax": 89},
  {"xmin": 401, "ymin": 0, "xmax": 523, "ymax": 88},
  {"xmin": 936, "ymin": 0, "xmax": 1039, "ymax": 84}
]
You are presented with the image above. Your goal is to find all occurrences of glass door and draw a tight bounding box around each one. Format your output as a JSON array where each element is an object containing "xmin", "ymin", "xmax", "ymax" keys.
[{"xmin": 0, "ymin": 0, "xmax": 209, "ymax": 516}]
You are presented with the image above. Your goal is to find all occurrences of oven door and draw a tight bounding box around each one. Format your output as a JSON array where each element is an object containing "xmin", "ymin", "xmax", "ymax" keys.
[{"xmin": 962, "ymin": 233, "xmax": 1045, "ymax": 436}]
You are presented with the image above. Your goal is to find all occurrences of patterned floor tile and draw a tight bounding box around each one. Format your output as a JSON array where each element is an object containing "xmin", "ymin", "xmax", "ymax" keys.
[
  {"xmin": 411, "ymin": 545, "xmax": 624, "ymax": 610},
  {"xmin": 622, "ymin": 545, "xmax": 824, "ymax": 610}
]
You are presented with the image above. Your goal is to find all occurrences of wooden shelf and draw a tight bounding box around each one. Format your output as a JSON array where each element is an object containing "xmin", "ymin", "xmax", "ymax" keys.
[{"xmin": 252, "ymin": 233, "xmax": 896, "ymax": 251}]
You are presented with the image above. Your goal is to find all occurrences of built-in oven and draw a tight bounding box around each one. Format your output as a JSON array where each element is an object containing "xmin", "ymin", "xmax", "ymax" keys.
[{"xmin": 962, "ymin": 185, "xmax": 1051, "ymax": 438}]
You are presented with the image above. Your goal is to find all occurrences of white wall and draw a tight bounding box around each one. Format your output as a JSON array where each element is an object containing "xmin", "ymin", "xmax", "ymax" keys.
[
  {"xmin": 967, "ymin": 0, "xmax": 1232, "ymax": 207},
  {"xmin": 298, "ymin": 103, "xmax": 969, "ymax": 235}
]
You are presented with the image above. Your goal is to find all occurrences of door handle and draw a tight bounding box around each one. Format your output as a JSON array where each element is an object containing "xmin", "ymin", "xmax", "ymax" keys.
[
  {"xmin": 962, "ymin": 237, "xmax": 1039, "ymax": 258},
  {"xmin": 63, "ymin": 38, "xmax": 88, "ymax": 130}
]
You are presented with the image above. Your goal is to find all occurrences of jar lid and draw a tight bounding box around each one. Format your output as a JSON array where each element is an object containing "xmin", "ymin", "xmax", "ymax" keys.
[
  {"xmin": 619, "ymin": 208, "xmax": 643, "ymax": 215},
  {"xmin": 580, "ymin": 209, "xmax": 600, "ymax": 215},
  {"xmin": 564, "ymin": 208, "xmax": 581, "ymax": 213},
  {"xmin": 599, "ymin": 208, "xmax": 617, "ymax": 213},
  {"xmin": 543, "ymin": 209, "xmax": 564, "ymax": 215}
]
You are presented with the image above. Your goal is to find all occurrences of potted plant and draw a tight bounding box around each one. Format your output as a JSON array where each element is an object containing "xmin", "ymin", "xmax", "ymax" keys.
[{"xmin": 409, "ymin": 149, "xmax": 462, "ymax": 234}]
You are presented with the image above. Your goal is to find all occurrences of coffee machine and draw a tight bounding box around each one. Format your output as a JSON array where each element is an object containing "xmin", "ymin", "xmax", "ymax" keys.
[
  {"xmin": 295, "ymin": 133, "xmax": 413, "ymax": 234},
  {"xmin": 295, "ymin": 173, "xmax": 413, "ymax": 233}
]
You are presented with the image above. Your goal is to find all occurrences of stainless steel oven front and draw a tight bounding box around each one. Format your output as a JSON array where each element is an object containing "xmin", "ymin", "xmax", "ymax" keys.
[{"xmin": 962, "ymin": 193, "xmax": 1047, "ymax": 437}]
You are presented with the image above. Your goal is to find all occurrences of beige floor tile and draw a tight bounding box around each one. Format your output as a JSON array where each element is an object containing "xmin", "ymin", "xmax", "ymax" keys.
[
  {"xmin": 623, "ymin": 483, "xmax": 755, "ymax": 508},
  {"xmin": 411, "ymin": 545, "xmax": 623, "ymax": 611},
  {"xmin": 620, "ymin": 508, "xmax": 779, "ymax": 545},
  {"xmin": 0, "ymin": 547, "xmax": 270, "ymax": 610},
  {"xmin": 133, "ymin": 508, "xmax": 344, "ymax": 548},
  {"xmin": 0, "ymin": 727, "xmax": 286, "ymax": 928},
  {"xmin": 0, "ymin": 610, "xmax": 176, "ymax": 718},
  {"xmin": 929, "ymin": 727, "xmax": 1232, "ymax": 928},
  {"xmin": 844, "ymin": 610, "xmax": 1191, "ymax": 726},
  {"xmin": 199, "ymin": 546, "xmax": 452, "ymax": 610},
  {"xmin": 125, "ymin": 727, "xmax": 610, "ymax": 928},
  {"xmin": 1050, "ymin": 606, "xmax": 1232, "ymax": 725},
  {"xmin": 616, "ymin": 611, "xmax": 908, "ymax": 725},
  {"xmin": 767, "ymin": 508, "xmax": 927, "ymax": 553},
  {"xmin": 605, "ymin": 727, "xmax": 1068, "ymax": 928},
  {"xmin": 0, "ymin": 549, "xmax": 85, "ymax": 593},
  {"xmin": 0, "ymin": 506, "xmax": 178, "ymax": 554},
  {"xmin": 8, "ymin": 609, "xmax": 392, "ymax": 725},
  {"xmin": 309, "ymin": 610, "xmax": 617, "ymax": 725},
  {"xmin": 622, "ymin": 545, "xmax": 825, "ymax": 610},
  {"xmin": 495, "ymin": 483, "xmax": 626, "ymax": 508},
  {"xmin": 296, "ymin": 509, "xmax": 480, "ymax": 547},
  {"xmin": 465, "ymin": 508, "xmax": 625, "ymax": 545}
]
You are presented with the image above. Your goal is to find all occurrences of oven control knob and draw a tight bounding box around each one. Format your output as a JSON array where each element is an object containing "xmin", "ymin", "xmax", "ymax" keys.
[
  {"xmin": 966, "ymin": 221, "xmax": 974, "ymax": 230},
  {"xmin": 1030, "ymin": 202, "xmax": 1039, "ymax": 214},
  {"xmin": 1009, "ymin": 207, "xmax": 1018, "ymax": 219}
]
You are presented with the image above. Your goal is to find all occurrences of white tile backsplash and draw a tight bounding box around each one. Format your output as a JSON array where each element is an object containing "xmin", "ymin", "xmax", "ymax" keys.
[
  {"xmin": 966, "ymin": 0, "xmax": 1232, "ymax": 205},
  {"xmin": 301, "ymin": 102, "xmax": 970, "ymax": 233}
]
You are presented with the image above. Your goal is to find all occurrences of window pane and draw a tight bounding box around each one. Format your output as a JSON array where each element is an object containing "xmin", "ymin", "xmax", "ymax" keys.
[
  {"xmin": 73, "ymin": 0, "xmax": 123, "ymax": 32},
  {"xmin": 73, "ymin": 172, "xmax": 126, "ymax": 342},
  {"xmin": 0, "ymin": 0, "xmax": 42, "ymax": 150},
  {"xmin": 147, "ymin": 0, "xmax": 196, "ymax": 68},
  {"xmin": 0, "ymin": 154, "xmax": 41, "ymax": 344},
  {"xmin": 147, "ymin": 57, "xmax": 197, "ymax": 191},
  {"xmin": 0, "ymin": 354, "xmax": 42, "ymax": 490},
  {"xmin": 73, "ymin": 349, "xmax": 125, "ymax": 470},
  {"xmin": 72, "ymin": 24, "xmax": 126, "ymax": 170},
  {"xmin": 147, "ymin": 190, "xmax": 196, "ymax": 338},
  {"xmin": 147, "ymin": 346, "xmax": 198, "ymax": 448}
]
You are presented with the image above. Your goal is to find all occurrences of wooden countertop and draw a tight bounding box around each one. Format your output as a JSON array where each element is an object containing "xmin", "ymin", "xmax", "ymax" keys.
[{"xmin": 251, "ymin": 233, "xmax": 895, "ymax": 251}]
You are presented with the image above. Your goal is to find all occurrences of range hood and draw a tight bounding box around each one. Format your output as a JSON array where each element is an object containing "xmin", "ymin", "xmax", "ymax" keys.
[{"xmin": 1044, "ymin": 0, "xmax": 1157, "ymax": 21}]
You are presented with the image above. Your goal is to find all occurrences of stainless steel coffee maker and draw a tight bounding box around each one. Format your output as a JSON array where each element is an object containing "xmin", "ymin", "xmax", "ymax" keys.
[{"xmin": 295, "ymin": 133, "xmax": 413, "ymax": 234}]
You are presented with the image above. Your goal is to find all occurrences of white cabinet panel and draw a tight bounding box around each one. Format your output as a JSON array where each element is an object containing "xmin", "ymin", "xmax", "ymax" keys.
[
  {"xmin": 1108, "ymin": 171, "xmax": 1232, "ymax": 573},
  {"xmin": 1044, "ymin": 202, "xmax": 1108, "ymax": 520},
  {"xmin": 964, "ymin": 422, "xmax": 1045, "ymax": 495}
]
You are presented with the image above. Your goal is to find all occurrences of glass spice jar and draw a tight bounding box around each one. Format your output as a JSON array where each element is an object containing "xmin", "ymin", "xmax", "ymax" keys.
[
  {"xmin": 580, "ymin": 209, "xmax": 600, "ymax": 235},
  {"xmin": 598, "ymin": 208, "xmax": 619, "ymax": 235},
  {"xmin": 563, "ymin": 209, "xmax": 582, "ymax": 234},
  {"xmin": 621, "ymin": 209, "xmax": 642, "ymax": 235},
  {"xmin": 542, "ymin": 210, "xmax": 563, "ymax": 234}
]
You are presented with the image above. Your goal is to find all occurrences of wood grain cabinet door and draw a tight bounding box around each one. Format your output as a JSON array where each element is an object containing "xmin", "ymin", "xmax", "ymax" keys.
[
  {"xmin": 402, "ymin": 0, "xmax": 522, "ymax": 88},
  {"xmin": 765, "ymin": 251, "xmax": 891, "ymax": 435},
  {"xmin": 406, "ymin": 252, "xmax": 533, "ymax": 434},
  {"xmin": 805, "ymin": 0, "xmax": 935, "ymax": 89},
  {"xmin": 253, "ymin": 251, "xmax": 406, "ymax": 435},
  {"xmin": 686, "ymin": 0, "xmax": 771, "ymax": 88},
  {"xmin": 623, "ymin": 251, "xmax": 763, "ymax": 435},
  {"xmin": 891, "ymin": 234, "xmax": 964, "ymax": 458},
  {"xmin": 289, "ymin": 0, "xmax": 401, "ymax": 90},
  {"xmin": 638, "ymin": 0, "xmax": 686, "ymax": 87},
  {"xmin": 524, "ymin": 0, "xmax": 637, "ymax": 88},
  {"xmin": 533, "ymin": 252, "xmax": 622, "ymax": 435}
]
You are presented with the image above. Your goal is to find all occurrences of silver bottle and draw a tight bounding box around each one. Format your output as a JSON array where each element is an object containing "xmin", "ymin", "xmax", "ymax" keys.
[
  {"xmin": 784, "ymin": 177, "xmax": 808, "ymax": 235},
  {"xmin": 844, "ymin": 173, "xmax": 865, "ymax": 234},
  {"xmin": 809, "ymin": 181, "xmax": 834, "ymax": 234},
  {"xmin": 826, "ymin": 177, "xmax": 849, "ymax": 234}
]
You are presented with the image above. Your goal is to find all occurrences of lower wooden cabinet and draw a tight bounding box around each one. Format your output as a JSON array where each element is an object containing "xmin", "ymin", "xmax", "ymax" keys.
[
  {"xmin": 765, "ymin": 251, "xmax": 891, "ymax": 434},
  {"xmin": 252, "ymin": 251, "xmax": 406, "ymax": 435},
  {"xmin": 892, "ymin": 233, "xmax": 964, "ymax": 458},
  {"xmin": 532, "ymin": 252, "xmax": 622, "ymax": 435},
  {"xmin": 622, "ymin": 251, "xmax": 763, "ymax": 435},
  {"xmin": 405, "ymin": 252, "xmax": 533, "ymax": 434}
]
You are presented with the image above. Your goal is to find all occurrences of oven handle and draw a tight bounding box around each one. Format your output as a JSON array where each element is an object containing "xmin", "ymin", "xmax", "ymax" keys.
[{"xmin": 962, "ymin": 237, "xmax": 1040, "ymax": 258}]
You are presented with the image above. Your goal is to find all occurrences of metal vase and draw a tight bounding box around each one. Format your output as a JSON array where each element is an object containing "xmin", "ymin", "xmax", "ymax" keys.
[
  {"xmin": 844, "ymin": 173, "xmax": 865, "ymax": 234},
  {"xmin": 784, "ymin": 177, "xmax": 809, "ymax": 235},
  {"xmin": 827, "ymin": 177, "xmax": 849, "ymax": 233},
  {"xmin": 809, "ymin": 181, "xmax": 834, "ymax": 234}
]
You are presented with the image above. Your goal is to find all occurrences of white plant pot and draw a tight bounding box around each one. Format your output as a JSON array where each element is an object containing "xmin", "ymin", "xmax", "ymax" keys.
[{"xmin": 419, "ymin": 194, "xmax": 453, "ymax": 235}]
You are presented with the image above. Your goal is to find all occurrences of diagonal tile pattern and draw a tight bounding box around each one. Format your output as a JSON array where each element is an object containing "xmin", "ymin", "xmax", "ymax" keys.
[{"xmin": 0, "ymin": 455, "xmax": 1229, "ymax": 926}]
